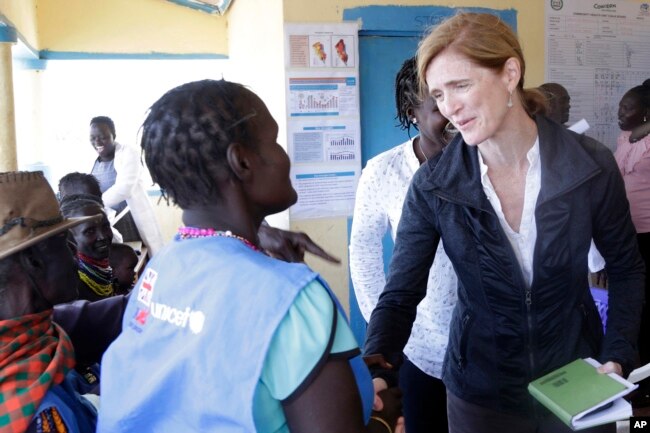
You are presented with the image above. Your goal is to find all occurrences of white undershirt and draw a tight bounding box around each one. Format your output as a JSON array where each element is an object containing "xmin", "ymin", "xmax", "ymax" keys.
[
  {"xmin": 478, "ymin": 138, "xmax": 541, "ymax": 288},
  {"xmin": 349, "ymin": 138, "xmax": 458, "ymax": 378}
]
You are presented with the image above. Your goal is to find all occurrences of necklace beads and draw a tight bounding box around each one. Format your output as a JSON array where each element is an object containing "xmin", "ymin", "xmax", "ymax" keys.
[
  {"xmin": 76, "ymin": 253, "xmax": 114, "ymax": 297},
  {"xmin": 177, "ymin": 227, "xmax": 261, "ymax": 252}
]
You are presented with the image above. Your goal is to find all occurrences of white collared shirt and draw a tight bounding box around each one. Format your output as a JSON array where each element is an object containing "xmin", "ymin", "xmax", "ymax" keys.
[
  {"xmin": 478, "ymin": 138, "xmax": 541, "ymax": 288},
  {"xmin": 349, "ymin": 138, "xmax": 458, "ymax": 378}
]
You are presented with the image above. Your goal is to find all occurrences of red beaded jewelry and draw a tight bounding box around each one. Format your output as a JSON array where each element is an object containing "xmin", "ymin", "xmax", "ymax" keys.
[{"xmin": 176, "ymin": 226, "xmax": 261, "ymax": 252}]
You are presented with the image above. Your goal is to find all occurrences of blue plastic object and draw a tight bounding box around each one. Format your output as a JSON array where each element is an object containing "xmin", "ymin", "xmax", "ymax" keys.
[{"xmin": 590, "ymin": 287, "xmax": 609, "ymax": 333}]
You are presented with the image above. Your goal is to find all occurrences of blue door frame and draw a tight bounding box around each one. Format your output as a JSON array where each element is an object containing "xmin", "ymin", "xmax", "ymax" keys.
[{"xmin": 344, "ymin": 5, "xmax": 517, "ymax": 347}]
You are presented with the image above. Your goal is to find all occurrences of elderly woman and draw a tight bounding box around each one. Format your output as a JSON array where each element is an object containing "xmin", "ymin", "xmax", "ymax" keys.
[
  {"xmin": 0, "ymin": 171, "xmax": 98, "ymax": 433},
  {"xmin": 60, "ymin": 194, "xmax": 116, "ymax": 301},
  {"xmin": 58, "ymin": 172, "xmax": 124, "ymax": 244},
  {"xmin": 364, "ymin": 12, "xmax": 644, "ymax": 433},
  {"xmin": 614, "ymin": 81, "xmax": 650, "ymax": 405}
]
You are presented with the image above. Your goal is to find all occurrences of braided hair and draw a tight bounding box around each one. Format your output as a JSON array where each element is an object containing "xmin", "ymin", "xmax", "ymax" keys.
[
  {"xmin": 90, "ymin": 116, "xmax": 116, "ymax": 139},
  {"xmin": 58, "ymin": 172, "xmax": 103, "ymax": 202},
  {"xmin": 395, "ymin": 57, "xmax": 422, "ymax": 136},
  {"xmin": 60, "ymin": 194, "xmax": 104, "ymax": 218},
  {"xmin": 140, "ymin": 79, "xmax": 257, "ymax": 209}
]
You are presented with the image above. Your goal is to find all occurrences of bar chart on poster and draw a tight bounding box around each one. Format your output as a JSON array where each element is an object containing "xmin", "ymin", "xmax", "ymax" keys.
[{"xmin": 545, "ymin": 0, "xmax": 650, "ymax": 151}]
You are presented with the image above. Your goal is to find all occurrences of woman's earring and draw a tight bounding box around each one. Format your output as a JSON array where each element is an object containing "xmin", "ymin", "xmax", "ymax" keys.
[
  {"xmin": 644, "ymin": 115, "xmax": 647, "ymax": 123},
  {"xmin": 412, "ymin": 118, "xmax": 418, "ymax": 124},
  {"xmin": 507, "ymin": 90, "xmax": 513, "ymax": 108}
]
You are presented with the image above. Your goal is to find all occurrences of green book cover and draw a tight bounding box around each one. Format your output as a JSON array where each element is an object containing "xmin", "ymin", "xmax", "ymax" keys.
[{"xmin": 528, "ymin": 358, "xmax": 634, "ymax": 429}]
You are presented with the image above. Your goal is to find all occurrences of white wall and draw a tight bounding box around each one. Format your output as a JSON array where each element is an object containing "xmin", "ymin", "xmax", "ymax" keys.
[{"xmin": 12, "ymin": 58, "xmax": 230, "ymax": 241}]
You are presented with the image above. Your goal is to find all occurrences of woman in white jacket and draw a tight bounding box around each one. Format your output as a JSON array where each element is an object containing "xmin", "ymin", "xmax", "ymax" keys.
[
  {"xmin": 349, "ymin": 57, "xmax": 457, "ymax": 433},
  {"xmin": 89, "ymin": 116, "xmax": 164, "ymax": 255}
]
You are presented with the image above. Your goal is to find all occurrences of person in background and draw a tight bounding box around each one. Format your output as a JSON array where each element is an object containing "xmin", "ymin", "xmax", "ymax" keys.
[
  {"xmin": 364, "ymin": 12, "xmax": 644, "ymax": 433},
  {"xmin": 350, "ymin": 56, "xmax": 457, "ymax": 433},
  {"xmin": 0, "ymin": 171, "xmax": 98, "ymax": 433},
  {"xmin": 109, "ymin": 243, "xmax": 139, "ymax": 295},
  {"xmin": 614, "ymin": 80, "xmax": 650, "ymax": 406},
  {"xmin": 98, "ymin": 79, "xmax": 404, "ymax": 433},
  {"xmin": 60, "ymin": 194, "xmax": 115, "ymax": 301},
  {"xmin": 58, "ymin": 172, "xmax": 103, "ymax": 201},
  {"xmin": 538, "ymin": 82, "xmax": 571, "ymax": 125},
  {"xmin": 58, "ymin": 172, "xmax": 123, "ymax": 243},
  {"xmin": 628, "ymin": 79, "xmax": 650, "ymax": 144},
  {"xmin": 89, "ymin": 116, "xmax": 164, "ymax": 255}
]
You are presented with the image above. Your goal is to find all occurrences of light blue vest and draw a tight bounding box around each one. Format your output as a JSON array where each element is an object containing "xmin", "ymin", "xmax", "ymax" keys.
[{"xmin": 98, "ymin": 236, "xmax": 372, "ymax": 432}]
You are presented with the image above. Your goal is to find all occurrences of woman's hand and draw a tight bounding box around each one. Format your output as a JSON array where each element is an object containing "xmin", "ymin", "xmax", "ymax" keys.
[
  {"xmin": 368, "ymin": 363, "xmax": 405, "ymax": 433},
  {"xmin": 370, "ymin": 382, "xmax": 405, "ymax": 433},
  {"xmin": 257, "ymin": 224, "xmax": 341, "ymax": 264},
  {"xmin": 597, "ymin": 361, "xmax": 622, "ymax": 376},
  {"xmin": 364, "ymin": 354, "xmax": 394, "ymax": 371}
]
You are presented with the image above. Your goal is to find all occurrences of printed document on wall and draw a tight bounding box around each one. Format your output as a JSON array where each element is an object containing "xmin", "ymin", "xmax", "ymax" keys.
[
  {"xmin": 545, "ymin": 0, "xmax": 650, "ymax": 152},
  {"xmin": 284, "ymin": 22, "xmax": 361, "ymax": 220}
]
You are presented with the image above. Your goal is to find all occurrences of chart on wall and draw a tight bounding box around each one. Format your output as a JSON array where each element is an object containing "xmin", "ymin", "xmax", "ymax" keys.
[
  {"xmin": 545, "ymin": 0, "xmax": 650, "ymax": 151},
  {"xmin": 284, "ymin": 23, "xmax": 361, "ymax": 220}
]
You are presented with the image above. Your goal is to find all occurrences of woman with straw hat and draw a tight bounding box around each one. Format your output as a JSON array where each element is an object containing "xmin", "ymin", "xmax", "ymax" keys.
[{"xmin": 0, "ymin": 171, "xmax": 100, "ymax": 433}]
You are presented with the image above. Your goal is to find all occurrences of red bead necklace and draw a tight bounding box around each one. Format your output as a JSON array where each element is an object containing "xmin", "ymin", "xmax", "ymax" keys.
[{"xmin": 176, "ymin": 226, "xmax": 261, "ymax": 252}]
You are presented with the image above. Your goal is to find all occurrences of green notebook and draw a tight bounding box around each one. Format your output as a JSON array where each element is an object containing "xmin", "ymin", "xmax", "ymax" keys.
[{"xmin": 528, "ymin": 358, "xmax": 637, "ymax": 431}]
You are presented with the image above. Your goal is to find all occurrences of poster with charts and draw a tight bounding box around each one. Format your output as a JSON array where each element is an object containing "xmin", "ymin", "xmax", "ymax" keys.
[
  {"xmin": 545, "ymin": 0, "xmax": 650, "ymax": 151},
  {"xmin": 285, "ymin": 23, "xmax": 361, "ymax": 219},
  {"xmin": 289, "ymin": 119, "xmax": 360, "ymax": 164}
]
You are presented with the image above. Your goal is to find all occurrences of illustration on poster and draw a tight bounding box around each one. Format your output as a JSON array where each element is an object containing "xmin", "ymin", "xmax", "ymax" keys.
[
  {"xmin": 312, "ymin": 42, "xmax": 327, "ymax": 64},
  {"xmin": 335, "ymin": 39, "xmax": 348, "ymax": 65}
]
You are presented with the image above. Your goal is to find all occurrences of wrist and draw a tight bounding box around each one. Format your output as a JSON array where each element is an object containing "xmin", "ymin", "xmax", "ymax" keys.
[
  {"xmin": 370, "ymin": 416, "xmax": 392, "ymax": 433},
  {"xmin": 371, "ymin": 368, "xmax": 399, "ymax": 388}
]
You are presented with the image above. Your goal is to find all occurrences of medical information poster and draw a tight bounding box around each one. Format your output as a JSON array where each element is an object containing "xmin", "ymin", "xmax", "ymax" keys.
[
  {"xmin": 285, "ymin": 23, "xmax": 361, "ymax": 219},
  {"xmin": 545, "ymin": 0, "xmax": 650, "ymax": 151}
]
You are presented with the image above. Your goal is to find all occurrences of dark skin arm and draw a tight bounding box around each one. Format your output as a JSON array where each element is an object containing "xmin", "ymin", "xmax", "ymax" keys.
[
  {"xmin": 593, "ymin": 269, "xmax": 608, "ymax": 288},
  {"xmin": 258, "ymin": 223, "xmax": 341, "ymax": 264},
  {"xmin": 283, "ymin": 357, "xmax": 403, "ymax": 433}
]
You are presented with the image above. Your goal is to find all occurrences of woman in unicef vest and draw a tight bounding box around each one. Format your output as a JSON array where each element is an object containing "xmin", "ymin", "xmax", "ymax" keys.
[{"xmin": 97, "ymin": 79, "xmax": 404, "ymax": 433}]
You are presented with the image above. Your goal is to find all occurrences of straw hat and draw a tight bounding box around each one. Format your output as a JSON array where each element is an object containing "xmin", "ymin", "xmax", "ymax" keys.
[{"xmin": 0, "ymin": 171, "xmax": 100, "ymax": 261}]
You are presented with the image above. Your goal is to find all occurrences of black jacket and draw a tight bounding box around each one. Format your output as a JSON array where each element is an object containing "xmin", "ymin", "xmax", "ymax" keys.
[{"xmin": 364, "ymin": 116, "xmax": 645, "ymax": 416}]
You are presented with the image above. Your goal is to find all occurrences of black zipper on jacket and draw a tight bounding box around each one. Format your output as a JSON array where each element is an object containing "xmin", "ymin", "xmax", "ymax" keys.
[
  {"xmin": 433, "ymin": 189, "xmax": 538, "ymax": 379},
  {"xmin": 525, "ymin": 286, "xmax": 535, "ymax": 386}
]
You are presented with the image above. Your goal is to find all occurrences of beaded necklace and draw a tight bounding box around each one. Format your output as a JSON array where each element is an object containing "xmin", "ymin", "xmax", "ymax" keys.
[
  {"xmin": 176, "ymin": 226, "xmax": 261, "ymax": 252},
  {"xmin": 76, "ymin": 252, "xmax": 114, "ymax": 297}
]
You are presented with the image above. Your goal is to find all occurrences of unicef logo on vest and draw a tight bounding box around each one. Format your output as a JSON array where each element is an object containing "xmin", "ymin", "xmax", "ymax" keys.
[{"xmin": 149, "ymin": 301, "xmax": 206, "ymax": 334}]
